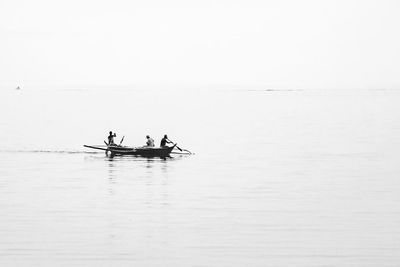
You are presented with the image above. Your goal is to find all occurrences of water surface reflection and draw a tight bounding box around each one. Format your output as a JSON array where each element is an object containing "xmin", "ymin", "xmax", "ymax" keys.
[{"xmin": 1, "ymin": 89, "xmax": 400, "ymax": 266}]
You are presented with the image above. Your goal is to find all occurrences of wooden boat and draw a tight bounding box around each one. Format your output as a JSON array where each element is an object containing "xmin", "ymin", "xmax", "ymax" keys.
[{"xmin": 84, "ymin": 144, "xmax": 176, "ymax": 158}]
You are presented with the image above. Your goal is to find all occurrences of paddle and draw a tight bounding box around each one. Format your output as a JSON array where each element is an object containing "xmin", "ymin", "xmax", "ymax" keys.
[
  {"xmin": 167, "ymin": 139, "xmax": 192, "ymax": 154},
  {"xmin": 180, "ymin": 148, "xmax": 193, "ymax": 154},
  {"xmin": 166, "ymin": 138, "xmax": 181, "ymax": 150},
  {"xmin": 119, "ymin": 136, "xmax": 125, "ymax": 146}
]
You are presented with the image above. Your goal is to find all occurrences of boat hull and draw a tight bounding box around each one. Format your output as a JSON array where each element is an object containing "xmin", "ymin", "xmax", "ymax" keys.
[
  {"xmin": 109, "ymin": 145, "xmax": 175, "ymax": 157},
  {"xmin": 84, "ymin": 144, "xmax": 176, "ymax": 158}
]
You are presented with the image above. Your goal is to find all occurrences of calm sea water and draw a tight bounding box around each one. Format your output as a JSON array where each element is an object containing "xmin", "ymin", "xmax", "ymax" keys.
[{"xmin": 1, "ymin": 87, "xmax": 399, "ymax": 266}]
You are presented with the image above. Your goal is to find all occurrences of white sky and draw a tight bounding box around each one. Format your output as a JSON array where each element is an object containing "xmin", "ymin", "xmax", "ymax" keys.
[{"xmin": 1, "ymin": 0, "xmax": 399, "ymax": 89}]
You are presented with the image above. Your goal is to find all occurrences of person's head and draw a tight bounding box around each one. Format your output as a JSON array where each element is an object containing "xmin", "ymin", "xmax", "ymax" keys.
[
  {"xmin": 146, "ymin": 135, "xmax": 150, "ymax": 139},
  {"xmin": 164, "ymin": 135, "xmax": 168, "ymax": 138},
  {"xmin": 109, "ymin": 131, "xmax": 112, "ymax": 135}
]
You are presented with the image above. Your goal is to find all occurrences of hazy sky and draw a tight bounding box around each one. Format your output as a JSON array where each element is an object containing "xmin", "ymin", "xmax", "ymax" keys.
[{"xmin": 1, "ymin": 0, "xmax": 399, "ymax": 89}]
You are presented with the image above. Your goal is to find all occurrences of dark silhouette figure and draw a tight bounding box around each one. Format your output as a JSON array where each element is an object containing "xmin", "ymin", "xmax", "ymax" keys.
[
  {"xmin": 160, "ymin": 135, "xmax": 173, "ymax": 147},
  {"xmin": 108, "ymin": 131, "xmax": 116, "ymax": 145}
]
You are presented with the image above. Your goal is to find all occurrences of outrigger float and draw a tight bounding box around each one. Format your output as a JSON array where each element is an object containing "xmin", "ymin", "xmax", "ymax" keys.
[{"xmin": 84, "ymin": 143, "xmax": 191, "ymax": 158}]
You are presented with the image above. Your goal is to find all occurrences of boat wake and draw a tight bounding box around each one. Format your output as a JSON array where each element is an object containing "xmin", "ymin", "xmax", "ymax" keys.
[{"xmin": 0, "ymin": 149, "xmax": 102, "ymax": 154}]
